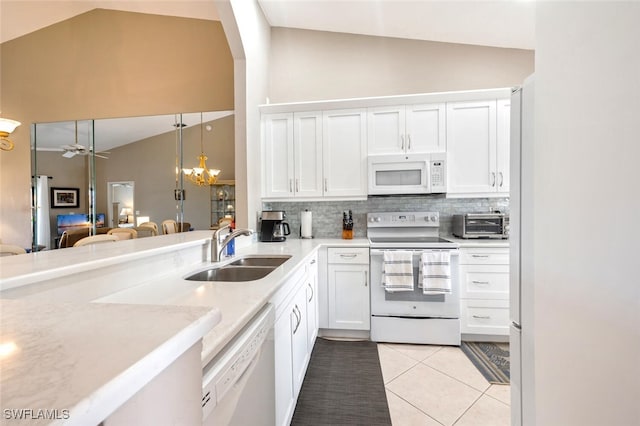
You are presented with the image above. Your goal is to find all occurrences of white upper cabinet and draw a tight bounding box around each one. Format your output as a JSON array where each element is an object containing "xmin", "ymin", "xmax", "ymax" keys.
[
  {"xmin": 294, "ymin": 112, "xmax": 324, "ymax": 197},
  {"xmin": 367, "ymin": 103, "xmax": 445, "ymax": 154},
  {"xmin": 322, "ymin": 109, "xmax": 368, "ymax": 198},
  {"xmin": 262, "ymin": 112, "xmax": 323, "ymax": 198},
  {"xmin": 262, "ymin": 113, "xmax": 295, "ymax": 198},
  {"xmin": 496, "ymin": 99, "xmax": 511, "ymax": 193},
  {"xmin": 447, "ymin": 99, "xmax": 510, "ymax": 196}
]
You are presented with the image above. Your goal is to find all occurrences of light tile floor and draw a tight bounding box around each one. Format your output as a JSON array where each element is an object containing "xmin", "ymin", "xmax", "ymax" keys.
[{"xmin": 378, "ymin": 343, "xmax": 511, "ymax": 426}]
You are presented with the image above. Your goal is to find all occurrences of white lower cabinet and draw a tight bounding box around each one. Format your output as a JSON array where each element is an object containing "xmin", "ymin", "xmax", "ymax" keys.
[
  {"xmin": 327, "ymin": 247, "xmax": 370, "ymax": 330},
  {"xmin": 459, "ymin": 247, "xmax": 510, "ymax": 338},
  {"xmin": 306, "ymin": 256, "xmax": 319, "ymax": 351},
  {"xmin": 273, "ymin": 254, "xmax": 319, "ymax": 426},
  {"xmin": 290, "ymin": 284, "xmax": 309, "ymax": 397}
]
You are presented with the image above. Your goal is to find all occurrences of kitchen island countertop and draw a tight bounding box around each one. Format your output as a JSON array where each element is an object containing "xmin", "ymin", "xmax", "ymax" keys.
[
  {"xmin": 0, "ymin": 299, "xmax": 220, "ymax": 426},
  {"xmin": 0, "ymin": 233, "xmax": 369, "ymax": 424}
]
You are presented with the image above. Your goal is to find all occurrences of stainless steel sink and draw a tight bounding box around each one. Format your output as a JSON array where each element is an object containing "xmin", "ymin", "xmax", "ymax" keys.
[
  {"xmin": 228, "ymin": 255, "xmax": 291, "ymax": 267},
  {"xmin": 185, "ymin": 265, "xmax": 276, "ymax": 282}
]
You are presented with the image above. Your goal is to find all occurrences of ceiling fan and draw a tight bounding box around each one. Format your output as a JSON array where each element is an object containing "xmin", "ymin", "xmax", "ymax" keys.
[
  {"xmin": 60, "ymin": 144, "xmax": 108, "ymax": 159},
  {"xmin": 60, "ymin": 121, "xmax": 109, "ymax": 159}
]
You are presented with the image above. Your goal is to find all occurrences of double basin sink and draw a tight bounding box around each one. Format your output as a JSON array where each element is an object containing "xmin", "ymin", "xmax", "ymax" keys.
[{"xmin": 185, "ymin": 255, "xmax": 291, "ymax": 282}]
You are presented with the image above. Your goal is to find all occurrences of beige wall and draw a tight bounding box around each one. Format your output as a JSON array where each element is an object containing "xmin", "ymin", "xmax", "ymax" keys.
[
  {"xmin": 95, "ymin": 115, "xmax": 235, "ymax": 231},
  {"xmin": 269, "ymin": 28, "xmax": 534, "ymax": 103},
  {"xmin": 0, "ymin": 9, "xmax": 233, "ymax": 247}
]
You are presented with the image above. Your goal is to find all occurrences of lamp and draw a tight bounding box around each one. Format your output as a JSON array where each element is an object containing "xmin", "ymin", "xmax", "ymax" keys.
[
  {"xmin": 182, "ymin": 113, "xmax": 221, "ymax": 186},
  {"xmin": 119, "ymin": 207, "xmax": 133, "ymax": 223},
  {"xmin": 0, "ymin": 118, "xmax": 21, "ymax": 151}
]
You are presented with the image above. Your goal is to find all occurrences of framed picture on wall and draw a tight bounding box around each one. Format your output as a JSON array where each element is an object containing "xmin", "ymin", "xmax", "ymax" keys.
[{"xmin": 51, "ymin": 187, "xmax": 79, "ymax": 208}]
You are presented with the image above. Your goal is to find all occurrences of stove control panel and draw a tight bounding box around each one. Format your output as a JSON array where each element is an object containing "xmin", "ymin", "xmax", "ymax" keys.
[{"xmin": 367, "ymin": 212, "xmax": 440, "ymax": 227}]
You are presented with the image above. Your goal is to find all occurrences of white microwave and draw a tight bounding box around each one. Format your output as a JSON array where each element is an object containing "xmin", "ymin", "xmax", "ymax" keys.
[{"xmin": 368, "ymin": 153, "xmax": 446, "ymax": 195}]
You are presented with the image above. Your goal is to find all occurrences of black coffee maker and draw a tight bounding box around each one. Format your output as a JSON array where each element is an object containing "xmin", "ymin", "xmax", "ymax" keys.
[{"xmin": 260, "ymin": 211, "xmax": 290, "ymax": 242}]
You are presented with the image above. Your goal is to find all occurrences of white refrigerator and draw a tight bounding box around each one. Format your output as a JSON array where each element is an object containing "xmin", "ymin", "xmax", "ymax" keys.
[{"xmin": 509, "ymin": 75, "xmax": 535, "ymax": 426}]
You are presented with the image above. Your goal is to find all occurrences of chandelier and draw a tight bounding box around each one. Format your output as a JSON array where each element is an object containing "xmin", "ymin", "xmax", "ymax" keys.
[{"xmin": 182, "ymin": 112, "xmax": 221, "ymax": 186}]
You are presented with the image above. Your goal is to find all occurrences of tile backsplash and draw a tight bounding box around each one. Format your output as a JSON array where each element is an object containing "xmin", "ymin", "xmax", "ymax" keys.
[{"xmin": 262, "ymin": 195, "xmax": 509, "ymax": 239}]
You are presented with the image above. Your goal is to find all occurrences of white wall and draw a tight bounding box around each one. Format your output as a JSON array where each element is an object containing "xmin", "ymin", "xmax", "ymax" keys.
[
  {"xmin": 215, "ymin": 0, "xmax": 270, "ymax": 230},
  {"xmin": 534, "ymin": 3, "xmax": 640, "ymax": 425}
]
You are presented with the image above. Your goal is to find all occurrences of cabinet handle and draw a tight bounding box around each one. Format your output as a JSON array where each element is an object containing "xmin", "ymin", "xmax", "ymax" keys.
[
  {"xmin": 499, "ymin": 172, "xmax": 504, "ymax": 187},
  {"xmin": 471, "ymin": 255, "xmax": 490, "ymax": 258},
  {"xmin": 472, "ymin": 315, "xmax": 491, "ymax": 320},
  {"xmin": 308, "ymin": 282, "xmax": 314, "ymax": 302},
  {"xmin": 324, "ymin": 178, "xmax": 328, "ymax": 192},
  {"xmin": 339, "ymin": 253, "xmax": 358, "ymax": 258},
  {"xmin": 293, "ymin": 305, "xmax": 301, "ymax": 334},
  {"xmin": 296, "ymin": 179, "xmax": 300, "ymax": 192},
  {"xmin": 472, "ymin": 280, "xmax": 490, "ymax": 285},
  {"xmin": 364, "ymin": 270, "xmax": 368, "ymax": 287},
  {"xmin": 289, "ymin": 179, "xmax": 293, "ymax": 193},
  {"xmin": 400, "ymin": 135, "xmax": 405, "ymax": 150},
  {"xmin": 310, "ymin": 259, "xmax": 316, "ymax": 264},
  {"xmin": 407, "ymin": 134, "xmax": 411, "ymax": 150},
  {"xmin": 491, "ymin": 172, "xmax": 496, "ymax": 187}
]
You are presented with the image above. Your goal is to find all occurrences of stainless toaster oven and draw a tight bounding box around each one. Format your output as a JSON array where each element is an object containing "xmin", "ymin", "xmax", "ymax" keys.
[{"xmin": 452, "ymin": 213, "xmax": 508, "ymax": 239}]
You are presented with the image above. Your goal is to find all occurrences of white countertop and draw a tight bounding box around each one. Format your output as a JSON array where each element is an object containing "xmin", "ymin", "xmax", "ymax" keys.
[
  {"xmin": 0, "ymin": 232, "xmax": 210, "ymax": 291},
  {"xmin": 93, "ymin": 237, "xmax": 370, "ymax": 365},
  {"xmin": 0, "ymin": 234, "xmax": 369, "ymax": 423},
  {"xmin": 0, "ymin": 299, "xmax": 221, "ymax": 426}
]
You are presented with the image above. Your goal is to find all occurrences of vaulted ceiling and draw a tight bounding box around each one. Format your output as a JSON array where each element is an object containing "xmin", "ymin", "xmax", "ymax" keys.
[{"xmin": 1, "ymin": 0, "xmax": 535, "ymax": 49}]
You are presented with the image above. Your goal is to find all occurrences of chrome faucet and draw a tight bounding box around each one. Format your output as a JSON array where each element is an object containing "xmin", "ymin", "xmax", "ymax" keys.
[{"xmin": 211, "ymin": 225, "xmax": 253, "ymax": 262}]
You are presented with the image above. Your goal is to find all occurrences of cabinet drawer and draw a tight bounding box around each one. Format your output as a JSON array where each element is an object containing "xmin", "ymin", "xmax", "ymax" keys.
[
  {"xmin": 328, "ymin": 247, "xmax": 369, "ymax": 264},
  {"xmin": 459, "ymin": 265, "xmax": 509, "ymax": 299},
  {"xmin": 460, "ymin": 299, "xmax": 509, "ymax": 335},
  {"xmin": 460, "ymin": 248, "xmax": 509, "ymax": 265}
]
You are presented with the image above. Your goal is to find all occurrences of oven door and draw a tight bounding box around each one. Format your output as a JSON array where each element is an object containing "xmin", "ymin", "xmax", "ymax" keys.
[{"xmin": 370, "ymin": 249, "xmax": 460, "ymax": 318}]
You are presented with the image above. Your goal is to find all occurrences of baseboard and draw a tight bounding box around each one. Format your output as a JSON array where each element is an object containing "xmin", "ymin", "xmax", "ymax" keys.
[{"xmin": 318, "ymin": 329, "xmax": 370, "ymax": 341}]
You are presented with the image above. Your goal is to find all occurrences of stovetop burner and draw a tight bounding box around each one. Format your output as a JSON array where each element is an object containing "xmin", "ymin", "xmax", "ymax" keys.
[{"xmin": 367, "ymin": 211, "xmax": 458, "ymax": 249}]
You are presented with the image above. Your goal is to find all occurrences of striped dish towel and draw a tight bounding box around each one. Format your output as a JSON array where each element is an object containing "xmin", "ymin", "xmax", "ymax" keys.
[
  {"xmin": 382, "ymin": 251, "xmax": 414, "ymax": 292},
  {"xmin": 418, "ymin": 251, "xmax": 452, "ymax": 295}
]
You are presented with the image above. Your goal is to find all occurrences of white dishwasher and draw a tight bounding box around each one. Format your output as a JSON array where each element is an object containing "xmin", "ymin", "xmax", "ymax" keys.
[{"xmin": 202, "ymin": 304, "xmax": 275, "ymax": 426}]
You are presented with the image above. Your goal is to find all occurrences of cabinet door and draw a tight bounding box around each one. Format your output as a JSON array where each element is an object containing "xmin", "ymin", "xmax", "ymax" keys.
[
  {"xmin": 306, "ymin": 258, "xmax": 319, "ymax": 351},
  {"xmin": 406, "ymin": 103, "xmax": 446, "ymax": 153},
  {"xmin": 328, "ymin": 264, "xmax": 370, "ymax": 330},
  {"xmin": 294, "ymin": 112, "xmax": 324, "ymax": 197},
  {"xmin": 367, "ymin": 106, "xmax": 406, "ymax": 154},
  {"xmin": 322, "ymin": 109, "xmax": 368, "ymax": 197},
  {"xmin": 274, "ymin": 305, "xmax": 294, "ymax": 426},
  {"xmin": 446, "ymin": 101, "xmax": 497, "ymax": 194},
  {"xmin": 291, "ymin": 285, "xmax": 309, "ymax": 397},
  {"xmin": 263, "ymin": 113, "xmax": 294, "ymax": 198},
  {"xmin": 496, "ymin": 99, "xmax": 511, "ymax": 194}
]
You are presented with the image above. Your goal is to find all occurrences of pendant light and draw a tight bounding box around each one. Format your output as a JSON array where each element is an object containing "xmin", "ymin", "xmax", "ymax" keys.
[{"xmin": 182, "ymin": 113, "xmax": 221, "ymax": 186}]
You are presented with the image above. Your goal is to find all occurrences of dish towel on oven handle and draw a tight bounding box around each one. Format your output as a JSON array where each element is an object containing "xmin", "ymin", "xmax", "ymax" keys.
[
  {"xmin": 382, "ymin": 250, "xmax": 414, "ymax": 292},
  {"xmin": 418, "ymin": 251, "xmax": 452, "ymax": 295}
]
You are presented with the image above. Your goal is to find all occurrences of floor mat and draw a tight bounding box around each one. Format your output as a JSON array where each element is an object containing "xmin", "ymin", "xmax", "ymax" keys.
[
  {"xmin": 461, "ymin": 341, "xmax": 510, "ymax": 384},
  {"xmin": 291, "ymin": 338, "xmax": 392, "ymax": 426}
]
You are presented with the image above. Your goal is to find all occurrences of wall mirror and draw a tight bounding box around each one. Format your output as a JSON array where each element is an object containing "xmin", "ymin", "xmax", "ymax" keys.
[{"xmin": 31, "ymin": 111, "xmax": 235, "ymax": 250}]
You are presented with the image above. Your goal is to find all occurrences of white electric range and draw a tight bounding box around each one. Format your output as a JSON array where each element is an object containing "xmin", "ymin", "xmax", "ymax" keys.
[{"xmin": 368, "ymin": 212, "xmax": 461, "ymax": 345}]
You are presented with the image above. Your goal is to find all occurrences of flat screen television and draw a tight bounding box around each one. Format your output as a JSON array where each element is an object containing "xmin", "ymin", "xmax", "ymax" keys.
[{"xmin": 56, "ymin": 213, "xmax": 105, "ymax": 235}]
